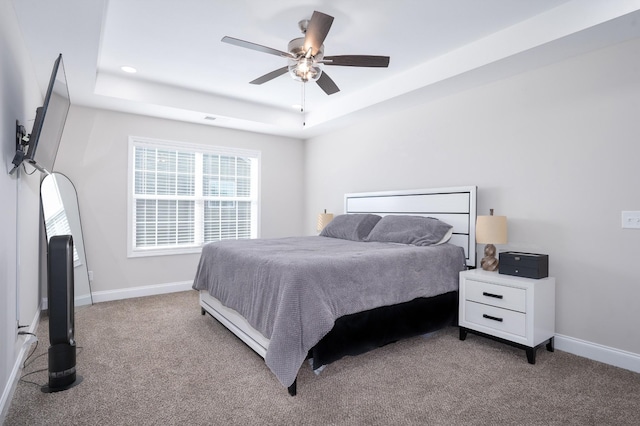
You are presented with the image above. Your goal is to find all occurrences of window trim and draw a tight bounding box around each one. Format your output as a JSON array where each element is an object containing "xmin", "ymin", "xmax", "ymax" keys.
[{"xmin": 127, "ymin": 136, "xmax": 261, "ymax": 258}]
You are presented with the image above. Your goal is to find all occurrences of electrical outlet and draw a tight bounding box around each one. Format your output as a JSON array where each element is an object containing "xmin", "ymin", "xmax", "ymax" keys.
[
  {"xmin": 88, "ymin": 270, "xmax": 94, "ymax": 282},
  {"xmin": 622, "ymin": 211, "xmax": 640, "ymax": 229}
]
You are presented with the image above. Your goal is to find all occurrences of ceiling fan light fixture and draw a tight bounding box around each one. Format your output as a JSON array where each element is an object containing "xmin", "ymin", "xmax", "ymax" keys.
[{"xmin": 288, "ymin": 58, "xmax": 322, "ymax": 82}]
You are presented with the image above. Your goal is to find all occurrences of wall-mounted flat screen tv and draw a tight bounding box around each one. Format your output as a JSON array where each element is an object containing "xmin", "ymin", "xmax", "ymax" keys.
[{"xmin": 11, "ymin": 54, "xmax": 70, "ymax": 175}]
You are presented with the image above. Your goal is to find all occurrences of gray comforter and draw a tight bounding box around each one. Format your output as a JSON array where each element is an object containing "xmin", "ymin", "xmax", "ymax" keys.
[{"xmin": 192, "ymin": 236, "xmax": 466, "ymax": 388}]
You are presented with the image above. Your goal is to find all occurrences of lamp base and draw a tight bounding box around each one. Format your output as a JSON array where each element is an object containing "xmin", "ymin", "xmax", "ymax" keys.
[{"xmin": 481, "ymin": 244, "xmax": 499, "ymax": 271}]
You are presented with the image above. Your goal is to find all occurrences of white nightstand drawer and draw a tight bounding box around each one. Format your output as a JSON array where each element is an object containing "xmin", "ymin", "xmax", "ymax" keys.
[
  {"xmin": 465, "ymin": 280, "xmax": 526, "ymax": 313},
  {"xmin": 465, "ymin": 301, "xmax": 526, "ymax": 337}
]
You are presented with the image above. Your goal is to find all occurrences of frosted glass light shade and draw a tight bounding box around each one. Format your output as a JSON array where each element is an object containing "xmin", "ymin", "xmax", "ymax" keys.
[{"xmin": 288, "ymin": 58, "xmax": 322, "ymax": 82}]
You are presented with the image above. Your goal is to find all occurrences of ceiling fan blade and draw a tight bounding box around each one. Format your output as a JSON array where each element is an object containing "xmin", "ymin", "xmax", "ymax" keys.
[
  {"xmin": 316, "ymin": 71, "xmax": 340, "ymax": 95},
  {"xmin": 303, "ymin": 11, "xmax": 334, "ymax": 56},
  {"xmin": 222, "ymin": 36, "xmax": 294, "ymax": 59},
  {"xmin": 250, "ymin": 67, "xmax": 289, "ymax": 85},
  {"xmin": 322, "ymin": 55, "xmax": 390, "ymax": 67}
]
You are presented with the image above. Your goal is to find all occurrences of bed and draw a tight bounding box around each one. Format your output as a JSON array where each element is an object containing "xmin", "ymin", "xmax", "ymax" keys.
[{"xmin": 193, "ymin": 186, "xmax": 477, "ymax": 395}]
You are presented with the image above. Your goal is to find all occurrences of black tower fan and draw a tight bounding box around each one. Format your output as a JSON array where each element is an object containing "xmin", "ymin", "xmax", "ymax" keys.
[{"xmin": 42, "ymin": 235, "xmax": 82, "ymax": 392}]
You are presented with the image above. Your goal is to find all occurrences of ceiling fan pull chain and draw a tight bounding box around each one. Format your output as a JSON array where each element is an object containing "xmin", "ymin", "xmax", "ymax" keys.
[{"xmin": 302, "ymin": 82, "xmax": 306, "ymax": 127}]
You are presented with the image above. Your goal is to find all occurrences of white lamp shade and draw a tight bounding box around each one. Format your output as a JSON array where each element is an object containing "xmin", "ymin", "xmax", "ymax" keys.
[
  {"xmin": 476, "ymin": 215, "xmax": 507, "ymax": 244},
  {"xmin": 317, "ymin": 212, "xmax": 334, "ymax": 232}
]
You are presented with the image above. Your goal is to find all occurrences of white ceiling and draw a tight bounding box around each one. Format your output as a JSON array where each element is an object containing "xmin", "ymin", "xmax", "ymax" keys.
[{"xmin": 10, "ymin": 0, "xmax": 640, "ymax": 139}]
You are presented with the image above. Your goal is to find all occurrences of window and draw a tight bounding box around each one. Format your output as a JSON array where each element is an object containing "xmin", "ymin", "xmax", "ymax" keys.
[{"xmin": 128, "ymin": 136, "xmax": 260, "ymax": 257}]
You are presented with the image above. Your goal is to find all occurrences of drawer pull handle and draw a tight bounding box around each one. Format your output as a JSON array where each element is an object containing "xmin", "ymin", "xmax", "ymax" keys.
[
  {"xmin": 482, "ymin": 292, "xmax": 503, "ymax": 299},
  {"xmin": 483, "ymin": 314, "xmax": 503, "ymax": 322}
]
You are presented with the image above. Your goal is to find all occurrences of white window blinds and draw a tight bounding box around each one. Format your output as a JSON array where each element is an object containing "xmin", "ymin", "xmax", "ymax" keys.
[{"xmin": 128, "ymin": 137, "xmax": 259, "ymax": 257}]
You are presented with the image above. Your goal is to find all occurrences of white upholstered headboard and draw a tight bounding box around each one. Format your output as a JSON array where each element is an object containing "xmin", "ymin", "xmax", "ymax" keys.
[{"xmin": 344, "ymin": 186, "xmax": 477, "ymax": 268}]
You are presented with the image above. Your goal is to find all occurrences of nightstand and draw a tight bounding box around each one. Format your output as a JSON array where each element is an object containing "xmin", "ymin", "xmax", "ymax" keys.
[{"xmin": 458, "ymin": 269, "xmax": 555, "ymax": 364}]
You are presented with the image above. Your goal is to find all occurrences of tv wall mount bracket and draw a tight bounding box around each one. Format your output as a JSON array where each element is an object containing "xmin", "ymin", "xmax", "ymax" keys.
[{"xmin": 9, "ymin": 120, "xmax": 29, "ymax": 174}]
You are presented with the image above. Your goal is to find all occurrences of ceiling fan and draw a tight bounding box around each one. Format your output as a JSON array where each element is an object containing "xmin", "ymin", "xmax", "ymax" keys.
[{"xmin": 222, "ymin": 10, "xmax": 390, "ymax": 95}]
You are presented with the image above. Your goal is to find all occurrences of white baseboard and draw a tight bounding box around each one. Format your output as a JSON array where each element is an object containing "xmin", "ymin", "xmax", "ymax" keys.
[
  {"xmin": 91, "ymin": 281, "xmax": 194, "ymax": 303},
  {"xmin": 75, "ymin": 293, "xmax": 93, "ymax": 307},
  {"xmin": 0, "ymin": 306, "xmax": 41, "ymax": 424},
  {"xmin": 555, "ymin": 333, "xmax": 640, "ymax": 374},
  {"xmin": 40, "ymin": 293, "xmax": 93, "ymax": 311},
  {"xmin": 40, "ymin": 281, "xmax": 193, "ymax": 308}
]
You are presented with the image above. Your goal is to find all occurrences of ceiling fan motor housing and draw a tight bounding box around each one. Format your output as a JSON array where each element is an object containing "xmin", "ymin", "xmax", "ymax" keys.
[{"xmin": 288, "ymin": 37, "xmax": 324, "ymax": 60}]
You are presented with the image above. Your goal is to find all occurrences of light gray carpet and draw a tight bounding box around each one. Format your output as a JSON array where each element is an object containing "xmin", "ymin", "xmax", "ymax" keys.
[{"xmin": 5, "ymin": 290, "xmax": 640, "ymax": 425}]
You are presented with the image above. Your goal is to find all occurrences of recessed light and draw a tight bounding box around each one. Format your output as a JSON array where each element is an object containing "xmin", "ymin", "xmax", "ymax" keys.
[{"xmin": 120, "ymin": 66, "xmax": 137, "ymax": 73}]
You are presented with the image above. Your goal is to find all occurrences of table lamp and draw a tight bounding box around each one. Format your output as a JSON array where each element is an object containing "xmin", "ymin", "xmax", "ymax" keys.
[
  {"xmin": 476, "ymin": 209, "xmax": 507, "ymax": 271},
  {"xmin": 316, "ymin": 209, "xmax": 334, "ymax": 233}
]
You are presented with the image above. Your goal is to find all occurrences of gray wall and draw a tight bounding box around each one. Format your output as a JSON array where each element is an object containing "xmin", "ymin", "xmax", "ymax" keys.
[
  {"xmin": 54, "ymin": 107, "xmax": 305, "ymax": 294},
  {"xmin": 0, "ymin": 0, "xmax": 45, "ymax": 418},
  {"xmin": 305, "ymin": 37, "xmax": 640, "ymax": 356}
]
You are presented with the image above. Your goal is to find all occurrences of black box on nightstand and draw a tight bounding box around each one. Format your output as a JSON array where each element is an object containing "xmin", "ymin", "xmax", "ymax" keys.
[{"xmin": 499, "ymin": 252, "xmax": 549, "ymax": 279}]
